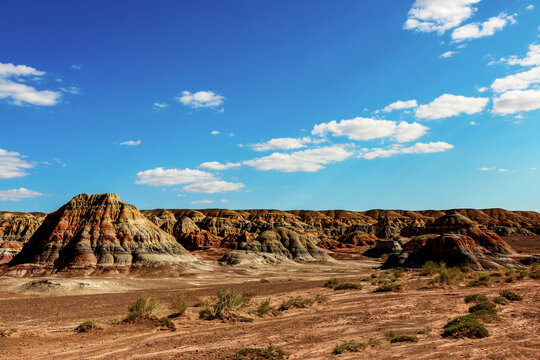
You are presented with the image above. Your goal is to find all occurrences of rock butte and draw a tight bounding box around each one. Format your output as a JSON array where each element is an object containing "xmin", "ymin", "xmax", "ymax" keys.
[
  {"xmin": 6, "ymin": 193, "xmax": 195, "ymax": 275},
  {"xmin": 0, "ymin": 193, "xmax": 539, "ymax": 272}
]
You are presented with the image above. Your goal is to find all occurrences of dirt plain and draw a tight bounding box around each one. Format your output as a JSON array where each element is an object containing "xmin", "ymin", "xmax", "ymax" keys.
[{"xmin": 0, "ymin": 247, "xmax": 539, "ymax": 360}]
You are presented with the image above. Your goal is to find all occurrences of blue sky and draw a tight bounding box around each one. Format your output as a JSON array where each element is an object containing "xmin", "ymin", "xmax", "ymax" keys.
[{"xmin": 1, "ymin": 0, "xmax": 539, "ymax": 212}]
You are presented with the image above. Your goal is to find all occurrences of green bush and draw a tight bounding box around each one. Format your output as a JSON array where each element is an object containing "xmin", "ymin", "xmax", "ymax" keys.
[
  {"xmin": 279, "ymin": 297, "xmax": 315, "ymax": 311},
  {"xmin": 500, "ymin": 289, "xmax": 523, "ymax": 301},
  {"xmin": 158, "ymin": 317, "xmax": 176, "ymax": 331},
  {"xmin": 370, "ymin": 273, "xmax": 378, "ymax": 279},
  {"xmin": 391, "ymin": 268, "xmax": 405, "ymax": 278},
  {"xmin": 334, "ymin": 282, "xmax": 362, "ymax": 291},
  {"xmin": 493, "ymin": 296, "xmax": 508, "ymax": 305},
  {"xmin": 199, "ymin": 307, "xmax": 215, "ymax": 320},
  {"xmin": 469, "ymin": 300, "xmax": 497, "ymax": 314},
  {"xmin": 469, "ymin": 273, "xmax": 491, "ymax": 286},
  {"xmin": 171, "ymin": 294, "xmax": 187, "ymax": 317},
  {"xmin": 332, "ymin": 340, "xmax": 380, "ymax": 355},
  {"xmin": 464, "ymin": 294, "xmax": 488, "ymax": 303},
  {"xmin": 384, "ymin": 330, "xmax": 395, "ymax": 340},
  {"xmin": 260, "ymin": 278, "xmax": 270, "ymax": 283},
  {"xmin": 433, "ymin": 267, "xmax": 462, "ymax": 285},
  {"xmin": 324, "ymin": 278, "xmax": 340, "ymax": 288},
  {"xmin": 460, "ymin": 266, "xmax": 471, "ymax": 273},
  {"xmin": 421, "ymin": 261, "xmax": 440, "ymax": 276},
  {"xmin": 124, "ymin": 294, "xmax": 165, "ymax": 323},
  {"xmin": 256, "ymin": 299, "xmax": 273, "ymax": 317},
  {"xmin": 229, "ymin": 345, "xmax": 288, "ymax": 359},
  {"xmin": 442, "ymin": 320, "xmax": 489, "ymax": 339},
  {"xmin": 390, "ymin": 335, "xmax": 418, "ymax": 343},
  {"xmin": 214, "ymin": 289, "xmax": 247, "ymax": 318}
]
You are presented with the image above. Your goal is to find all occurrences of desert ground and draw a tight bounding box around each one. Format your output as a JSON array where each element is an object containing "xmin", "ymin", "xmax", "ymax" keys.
[{"xmin": 1, "ymin": 247, "xmax": 538, "ymax": 360}]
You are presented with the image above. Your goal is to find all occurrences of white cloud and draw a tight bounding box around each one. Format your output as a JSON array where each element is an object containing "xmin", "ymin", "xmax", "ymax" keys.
[
  {"xmin": 478, "ymin": 167, "xmax": 496, "ymax": 171},
  {"xmin": 360, "ymin": 142, "xmax": 454, "ymax": 160},
  {"xmin": 247, "ymin": 137, "xmax": 321, "ymax": 151},
  {"xmin": 136, "ymin": 167, "xmax": 216, "ymax": 186},
  {"xmin": 0, "ymin": 188, "xmax": 43, "ymax": 201},
  {"xmin": 182, "ymin": 180, "xmax": 245, "ymax": 193},
  {"xmin": 0, "ymin": 148, "xmax": 35, "ymax": 179},
  {"xmin": 120, "ymin": 140, "xmax": 141, "ymax": 146},
  {"xmin": 60, "ymin": 86, "xmax": 81, "ymax": 95},
  {"xmin": 211, "ymin": 130, "xmax": 220, "ymax": 135},
  {"xmin": 243, "ymin": 146, "xmax": 353, "ymax": 172},
  {"xmin": 381, "ymin": 99, "xmax": 418, "ymax": 112},
  {"xmin": 220, "ymin": 199, "xmax": 229, "ymax": 203},
  {"xmin": 498, "ymin": 168, "xmax": 508, "ymax": 172},
  {"xmin": 531, "ymin": 167, "xmax": 537, "ymax": 170},
  {"xmin": 498, "ymin": 44, "xmax": 540, "ymax": 67},
  {"xmin": 470, "ymin": 121, "xmax": 477, "ymax": 125},
  {"xmin": 191, "ymin": 199, "xmax": 213, "ymax": 205},
  {"xmin": 70, "ymin": 64, "xmax": 83, "ymax": 70},
  {"xmin": 491, "ymin": 66, "xmax": 540, "ymax": 92},
  {"xmin": 492, "ymin": 88, "xmax": 540, "ymax": 114},
  {"xmin": 153, "ymin": 102, "xmax": 169, "ymax": 110},
  {"xmin": 451, "ymin": 13, "xmax": 516, "ymax": 42},
  {"xmin": 0, "ymin": 62, "xmax": 61, "ymax": 106},
  {"xmin": 175, "ymin": 90, "xmax": 224, "ymax": 108},
  {"xmin": 199, "ymin": 161, "xmax": 241, "ymax": 170},
  {"xmin": 312, "ymin": 117, "xmax": 428, "ymax": 142},
  {"xmin": 477, "ymin": 86, "xmax": 489, "ymax": 93},
  {"xmin": 404, "ymin": 0, "xmax": 480, "ymax": 34},
  {"xmin": 415, "ymin": 94, "xmax": 489, "ymax": 119},
  {"xmin": 526, "ymin": 5, "xmax": 534, "ymax": 10},
  {"xmin": 440, "ymin": 51, "xmax": 457, "ymax": 58}
]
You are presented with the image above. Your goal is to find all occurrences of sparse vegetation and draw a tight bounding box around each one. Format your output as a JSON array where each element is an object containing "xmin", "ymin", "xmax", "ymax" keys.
[
  {"xmin": 493, "ymin": 296, "xmax": 508, "ymax": 305},
  {"xmin": 75, "ymin": 320, "xmax": 101, "ymax": 333},
  {"xmin": 390, "ymin": 335, "xmax": 418, "ymax": 343},
  {"xmin": 370, "ymin": 273, "xmax": 378, "ymax": 279},
  {"xmin": 279, "ymin": 297, "xmax": 315, "ymax": 311},
  {"xmin": 421, "ymin": 261, "xmax": 440, "ymax": 275},
  {"xmin": 334, "ymin": 282, "xmax": 362, "ymax": 291},
  {"xmin": 460, "ymin": 266, "xmax": 471, "ymax": 273},
  {"xmin": 0, "ymin": 324, "xmax": 15, "ymax": 337},
  {"xmin": 158, "ymin": 317, "xmax": 176, "ymax": 331},
  {"xmin": 374, "ymin": 281, "xmax": 403, "ymax": 292},
  {"xmin": 170, "ymin": 294, "xmax": 187, "ymax": 317},
  {"xmin": 324, "ymin": 278, "xmax": 340, "ymax": 288},
  {"xmin": 530, "ymin": 262, "xmax": 540, "ymax": 279},
  {"xmin": 332, "ymin": 339, "xmax": 380, "ymax": 355},
  {"xmin": 384, "ymin": 330, "xmax": 395, "ymax": 340},
  {"xmin": 379, "ymin": 254, "xmax": 389, "ymax": 262},
  {"xmin": 469, "ymin": 273, "xmax": 491, "ymax": 286},
  {"xmin": 124, "ymin": 294, "xmax": 165, "ymax": 323},
  {"xmin": 199, "ymin": 307, "xmax": 214, "ymax": 320},
  {"xmin": 500, "ymin": 289, "xmax": 523, "ymax": 301},
  {"xmin": 391, "ymin": 268, "xmax": 405, "ymax": 278},
  {"xmin": 432, "ymin": 267, "xmax": 462, "ymax": 285},
  {"xmin": 260, "ymin": 278, "xmax": 270, "ymax": 283},
  {"xmin": 228, "ymin": 345, "xmax": 288, "ymax": 359},
  {"xmin": 468, "ymin": 300, "xmax": 497, "ymax": 315},
  {"xmin": 464, "ymin": 294, "xmax": 488, "ymax": 303},
  {"xmin": 256, "ymin": 298, "xmax": 273, "ymax": 317}
]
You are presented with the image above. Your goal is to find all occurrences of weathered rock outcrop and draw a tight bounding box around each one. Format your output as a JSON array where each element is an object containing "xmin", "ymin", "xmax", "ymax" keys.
[
  {"xmin": 0, "ymin": 212, "xmax": 45, "ymax": 263},
  {"xmin": 8, "ymin": 193, "xmax": 196, "ymax": 274},
  {"xmin": 227, "ymin": 228, "xmax": 332, "ymax": 262}
]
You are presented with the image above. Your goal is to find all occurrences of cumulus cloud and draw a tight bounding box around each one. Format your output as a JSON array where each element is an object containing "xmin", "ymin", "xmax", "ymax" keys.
[
  {"xmin": 175, "ymin": 90, "xmax": 224, "ymax": 108},
  {"xmin": 440, "ymin": 51, "xmax": 457, "ymax": 58},
  {"xmin": 199, "ymin": 161, "xmax": 241, "ymax": 170},
  {"xmin": 498, "ymin": 44, "xmax": 540, "ymax": 67},
  {"xmin": 0, "ymin": 187, "xmax": 43, "ymax": 201},
  {"xmin": 0, "ymin": 62, "xmax": 61, "ymax": 106},
  {"xmin": 136, "ymin": 167, "xmax": 216, "ymax": 186},
  {"xmin": 404, "ymin": 0, "xmax": 480, "ymax": 34},
  {"xmin": 211, "ymin": 130, "xmax": 220, "ymax": 135},
  {"xmin": 491, "ymin": 67, "xmax": 540, "ymax": 93},
  {"xmin": 492, "ymin": 88, "xmax": 540, "ymax": 114},
  {"xmin": 477, "ymin": 86, "xmax": 489, "ymax": 93},
  {"xmin": 191, "ymin": 199, "xmax": 213, "ymax": 205},
  {"xmin": 0, "ymin": 148, "xmax": 35, "ymax": 179},
  {"xmin": 182, "ymin": 180, "xmax": 245, "ymax": 193},
  {"xmin": 526, "ymin": 5, "xmax": 534, "ymax": 10},
  {"xmin": 247, "ymin": 137, "xmax": 321, "ymax": 152},
  {"xmin": 244, "ymin": 146, "xmax": 353, "ymax": 172},
  {"xmin": 119, "ymin": 140, "xmax": 141, "ymax": 146},
  {"xmin": 360, "ymin": 142, "xmax": 454, "ymax": 160},
  {"xmin": 415, "ymin": 94, "xmax": 489, "ymax": 119},
  {"xmin": 312, "ymin": 117, "xmax": 428, "ymax": 143},
  {"xmin": 451, "ymin": 13, "xmax": 516, "ymax": 42},
  {"xmin": 381, "ymin": 99, "xmax": 418, "ymax": 112}
]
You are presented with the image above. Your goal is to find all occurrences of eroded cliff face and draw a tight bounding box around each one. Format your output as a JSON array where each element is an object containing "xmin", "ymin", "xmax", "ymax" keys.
[
  {"xmin": 0, "ymin": 212, "xmax": 45, "ymax": 264},
  {"xmin": 8, "ymin": 193, "xmax": 195, "ymax": 274}
]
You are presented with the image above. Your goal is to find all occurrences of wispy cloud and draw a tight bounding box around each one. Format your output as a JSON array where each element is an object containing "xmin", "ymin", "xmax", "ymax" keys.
[
  {"xmin": 0, "ymin": 187, "xmax": 43, "ymax": 201},
  {"xmin": 70, "ymin": 64, "xmax": 83, "ymax": 70},
  {"xmin": 153, "ymin": 102, "xmax": 169, "ymax": 110},
  {"xmin": 182, "ymin": 180, "xmax": 245, "ymax": 193},
  {"xmin": 136, "ymin": 168, "xmax": 216, "ymax": 186},
  {"xmin": 199, "ymin": 161, "xmax": 241, "ymax": 171},
  {"xmin": 190, "ymin": 199, "xmax": 213, "ymax": 205},
  {"xmin": 119, "ymin": 140, "xmax": 141, "ymax": 146},
  {"xmin": 0, "ymin": 62, "xmax": 61, "ymax": 106},
  {"xmin": 0, "ymin": 148, "xmax": 35, "ymax": 179},
  {"xmin": 451, "ymin": 13, "xmax": 516, "ymax": 42},
  {"xmin": 360, "ymin": 142, "xmax": 454, "ymax": 159},
  {"xmin": 381, "ymin": 99, "xmax": 418, "ymax": 112},
  {"xmin": 211, "ymin": 130, "xmax": 220, "ymax": 135},
  {"xmin": 440, "ymin": 50, "xmax": 457, "ymax": 58}
]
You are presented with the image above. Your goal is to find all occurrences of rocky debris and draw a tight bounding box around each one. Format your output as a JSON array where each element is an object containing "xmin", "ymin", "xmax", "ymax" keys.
[
  {"xmin": 218, "ymin": 250, "xmax": 293, "ymax": 266},
  {"xmin": 490, "ymin": 226, "xmax": 535, "ymax": 237},
  {"xmin": 0, "ymin": 212, "xmax": 45, "ymax": 264},
  {"xmin": 519, "ymin": 255, "xmax": 540, "ymax": 265},
  {"xmin": 221, "ymin": 232, "xmax": 256, "ymax": 250},
  {"xmin": 8, "ymin": 193, "xmax": 196, "ymax": 274},
  {"xmin": 363, "ymin": 238, "xmax": 406, "ymax": 258},
  {"xmin": 231, "ymin": 228, "xmax": 333, "ymax": 262}
]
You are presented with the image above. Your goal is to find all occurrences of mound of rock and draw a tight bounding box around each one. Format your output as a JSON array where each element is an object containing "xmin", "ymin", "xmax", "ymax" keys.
[
  {"xmin": 363, "ymin": 237, "xmax": 409, "ymax": 258},
  {"xmin": 8, "ymin": 193, "xmax": 196, "ymax": 274},
  {"xmin": 0, "ymin": 212, "xmax": 45, "ymax": 264},
  {"xmin": 228, "ymin": 228, "xmax": 332, "ymax": 262},
  {"xmin": 218, "ymin": 250, "xmax": 293, "ymax": 266},
  {"xmin": 176, "ymin": 231, "xmax": 222, "ymax": 251}
]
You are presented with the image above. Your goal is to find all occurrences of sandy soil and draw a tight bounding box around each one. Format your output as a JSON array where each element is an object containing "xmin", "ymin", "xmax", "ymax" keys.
[{"xmin": 0, "ymin": 253, "xmax": 538, "ymax": 360}]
